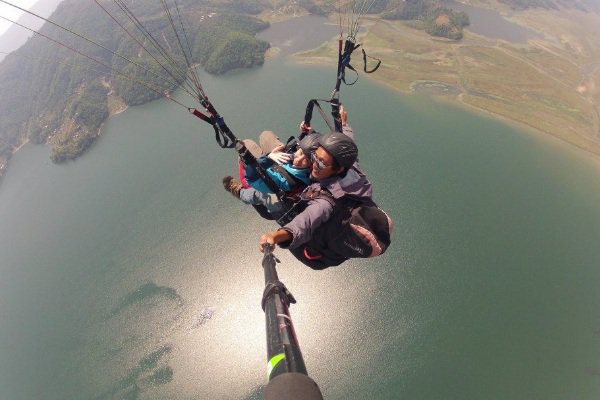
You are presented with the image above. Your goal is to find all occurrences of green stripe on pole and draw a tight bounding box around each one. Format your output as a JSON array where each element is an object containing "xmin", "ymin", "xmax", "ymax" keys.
[{"xmin": 267, "ymin": 353, "xmax": 286, "ymax": 378}]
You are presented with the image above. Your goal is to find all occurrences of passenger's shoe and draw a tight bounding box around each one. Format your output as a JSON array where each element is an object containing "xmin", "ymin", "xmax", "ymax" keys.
[{"xmin": 222, "ymin": 176, "xmax": 242, "ymax": 198}]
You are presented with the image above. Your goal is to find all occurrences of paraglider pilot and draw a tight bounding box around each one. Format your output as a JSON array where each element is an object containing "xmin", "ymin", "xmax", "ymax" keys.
[{"xmin": 258, "ymin": 108, "xmax": 381, "ymax": 269}]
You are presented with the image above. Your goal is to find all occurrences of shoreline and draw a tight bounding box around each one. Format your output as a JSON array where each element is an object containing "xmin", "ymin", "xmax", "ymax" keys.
[
  {"xmin": 0, "ymin": 138, "xmax": 29, "ymax": 180},
  {"xmin": 289, "ymin": 43, "xmax": 600, "ymax": 162},
  {"xmin": 12, "ymin": 138, "xmax": 30, "ymax": 155},
  {"xmin": 3, "ymin": 99, "xmax": 130, "ymax": 172},
  {"xmin": 8, "ymin": 69, "xmax": 599, "ymax": 170},
  {"xmin": 290, "ymin": 51, "xmax": 600, "ymax": 170}
]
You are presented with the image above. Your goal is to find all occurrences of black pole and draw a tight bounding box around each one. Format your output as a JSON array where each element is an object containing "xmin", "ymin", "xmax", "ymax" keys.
[{"xmin": 261, "ymin": 246, "xmax": 323, "ymax": 400}]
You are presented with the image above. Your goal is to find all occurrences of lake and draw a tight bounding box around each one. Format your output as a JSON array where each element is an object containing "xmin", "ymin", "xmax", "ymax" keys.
[
  {"xmin": 1, "ymin": 14, "xmax": 600, "ymax": 400},
  {"xmin": 446, "ymin": 0, "xmax": 543, "ymax": 43}
]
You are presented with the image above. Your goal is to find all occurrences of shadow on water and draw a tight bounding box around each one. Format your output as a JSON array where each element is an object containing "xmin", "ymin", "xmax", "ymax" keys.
[
  {"xmin": 109, "ymin": 282, "xmax": 183, "ymax": 317},
  {"xmin": 91, "ymin": 345, "xmax": 174, "ymax": 400}
]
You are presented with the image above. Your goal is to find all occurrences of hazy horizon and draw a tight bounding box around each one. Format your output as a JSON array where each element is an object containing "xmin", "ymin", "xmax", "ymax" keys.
[{"xmin": 0, "ymin": 0, "xmax": 38, "ymax": 36}]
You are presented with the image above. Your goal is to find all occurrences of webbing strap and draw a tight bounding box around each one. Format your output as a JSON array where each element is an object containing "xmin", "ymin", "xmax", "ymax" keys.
[
  {"xmin": 337, "ymin": 39, "xmax": 360, "ymax": 88},
  {"xmin": 310, "ymin": 38, "xmax": 361, "ymax": 134},
  {"xmin": 270, "ymin": 164, "xmax": 305, "ymax": 189},
  {"xmin": 237, "ymin": 142, "xmax": 289, "ymax": 201},
  {"xmin": 189, "ymin": 108, "xmax": 235, "ymax": 148},
  {"xmin": 362, "ymin": 48, "xmax": 381, "ymax": 73},
  {"xmin": 189, "ymin": 108, "xmax": 212, "ymax": 124},
  {"xmin": 303, "ymin": 99, "xmax": 337, "ymax": 132},
  {"xmin": 310, "ymin": 38, "xmax": 380, "ymax": 134},
  {"xmin": 213, "ymin": 116, "xmax": 235, "ymax": 149}
]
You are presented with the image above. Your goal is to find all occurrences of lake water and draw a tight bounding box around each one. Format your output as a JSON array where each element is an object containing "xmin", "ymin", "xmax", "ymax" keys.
[
  {"xmin": 258, "ymin": 15, "xmax": 338, "ymax": 56},
  {"xmin": 446, "ymin": 0, "xmax": 543, "ymax": 43},
  {"xmin": 1, "ymin": 15, "xmax": 600, "ymax": 400}
]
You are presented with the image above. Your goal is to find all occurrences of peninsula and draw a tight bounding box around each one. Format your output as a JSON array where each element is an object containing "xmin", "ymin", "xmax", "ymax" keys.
[{"xmin": 294, "ymin": 0, "xmax": 600, "ymax": 156}]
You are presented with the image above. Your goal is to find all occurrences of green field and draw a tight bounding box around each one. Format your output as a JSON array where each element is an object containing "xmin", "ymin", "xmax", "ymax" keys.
[{"xmin": 298, "ymin": 5, "xmax": 600, "ymax": 156}]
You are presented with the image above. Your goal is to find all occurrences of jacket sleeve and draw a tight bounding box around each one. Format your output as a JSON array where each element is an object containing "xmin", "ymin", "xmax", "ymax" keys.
[{"xmin": 280, "ymin": 198, "xmax": 334, "ymax": 249}]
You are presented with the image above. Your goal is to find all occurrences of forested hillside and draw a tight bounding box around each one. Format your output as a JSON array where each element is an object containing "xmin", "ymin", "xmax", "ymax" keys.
[
  {"xmin": 0, "ymin": 0, "xmax": 270, "ymax": 170},
  {"xmin": 382, "ymin": 0, "xmax": 470, "ymax": 40},
  {"xmin": 3, "ymin": 0, "xmax": 595, "ymax": 177},
  {"xmin": 0, "ymin": 0, "xmax": 414, "ymax": 174}
]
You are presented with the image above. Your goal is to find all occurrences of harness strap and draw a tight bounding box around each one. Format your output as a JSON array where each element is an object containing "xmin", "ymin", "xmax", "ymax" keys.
[
  {"xmin": 303, "ymin": 38, "xmax": 365, "ymax": 133},
  {"xmin": 189, "ymin": 108, "xmax": 235, "ymax": 149},
  {"xmin": 340, "ymin": 63, "xmax": 359, "ymax": 86},
  {"xmin": 362, "ymin": 48, "xmax": 381, "ymax": 73},
  {"xmin": 337, "ymin": 40, "xmax": 360, "ymax": 88},
  {"xmin": 302, "ymin": 186, "xmax": 336, "ymax": 206},
  {"xmin": 283, "ymin": 130, "xmax": 310, "ymax": 153},
  {"xmin": 303, "ymin": 99, "xmax": 337, "ymax": 132},
  {"xmin": 237, "ymin": 142, "xmax": 290, "ymax": 202},
  {"xmin": 270, "ymin": 164, "xmax": 306, "ymax": 189},
  {"xmin": 189, "ymin": 108, "xmax": 212, "ymax": 124},
  {"xmin": 275, "ymin": 185, "xmax": 338, "ymax": 227},
  {"xmin": 213, "ymin": 118, "xmax": 235, "ymax": 149}
]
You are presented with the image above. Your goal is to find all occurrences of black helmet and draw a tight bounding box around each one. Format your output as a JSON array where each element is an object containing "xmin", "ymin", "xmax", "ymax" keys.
[
  {"xmin": 298, "ymin": 133, "xmax": 320, "ymax": 156},
  {"xmin": 318, "ymin": 131, "xmax": 358, "ymax": 169}
]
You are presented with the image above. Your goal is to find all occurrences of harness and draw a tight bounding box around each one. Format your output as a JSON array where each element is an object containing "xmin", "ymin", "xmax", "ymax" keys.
[
  {"xmin": 274, "ymin": 168, "xmax": 392, "ymax": 270},
  {"xmin": 275, "ymin": 185, "xmax": 337, "ymax": 227},
  {"xmin": 269, "ymin": 163, "xmax": 308, "ymax": 192}
]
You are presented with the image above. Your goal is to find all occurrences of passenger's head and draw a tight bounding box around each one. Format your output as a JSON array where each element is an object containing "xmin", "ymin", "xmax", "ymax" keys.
[
  {"xmin": 310, "ymin": 131, "xmax": 358, "ymax": 180},
  {"xmin": 292, "ymin": 133, "xmax": 320, "ymax": 169}
]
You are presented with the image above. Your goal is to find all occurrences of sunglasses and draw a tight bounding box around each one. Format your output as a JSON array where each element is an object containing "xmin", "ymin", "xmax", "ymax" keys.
[{"xmin": 310, "ymin": 152, "xmax": 328, "ymax": 171}]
